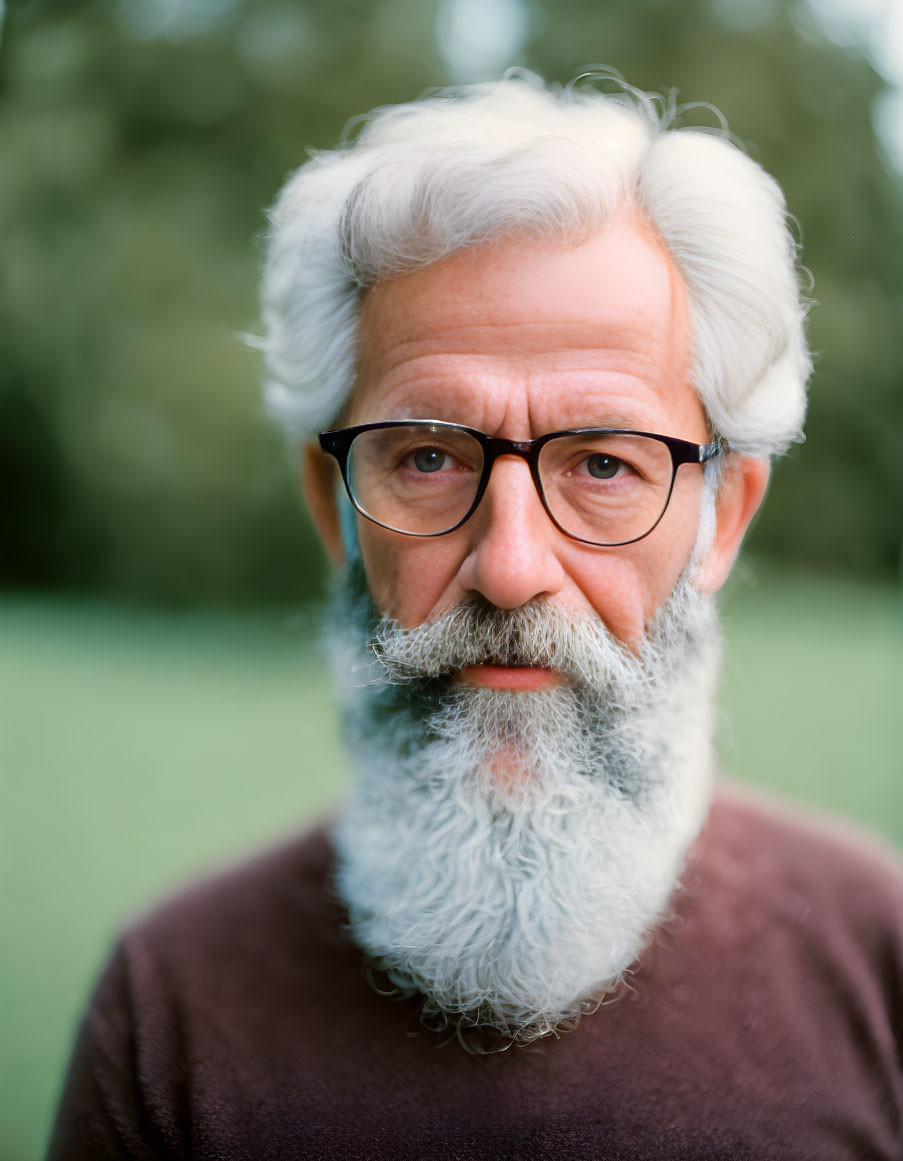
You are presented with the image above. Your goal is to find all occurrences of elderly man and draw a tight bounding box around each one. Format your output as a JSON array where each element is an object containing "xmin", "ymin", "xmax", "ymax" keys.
[{"xmin": 51, "ymin": 76, "xmax": 903, "ymax": 1159}]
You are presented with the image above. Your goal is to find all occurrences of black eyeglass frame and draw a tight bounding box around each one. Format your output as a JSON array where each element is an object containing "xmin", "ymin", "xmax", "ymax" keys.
[{"xmin": 319, "ymin": 420, "xmax": 721, "ymax": 547}]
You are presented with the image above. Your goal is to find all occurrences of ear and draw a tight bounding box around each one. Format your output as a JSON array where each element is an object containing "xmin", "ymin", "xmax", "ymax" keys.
[
  {"xmin": 301, "ymin": 442, "xmax": 346, "ymax": 568},
  {"xmin": 695, "ymin": 454, "xmax": 770, "ymax": 594}
]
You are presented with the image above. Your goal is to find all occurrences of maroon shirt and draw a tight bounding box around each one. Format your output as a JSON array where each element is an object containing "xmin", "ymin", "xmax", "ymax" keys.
[{"xmin": 49, "ymin": 788, "xmax": 903, "ymax": 1160}]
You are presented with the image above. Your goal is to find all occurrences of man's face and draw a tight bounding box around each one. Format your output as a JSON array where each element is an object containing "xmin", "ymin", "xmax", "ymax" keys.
[
  {"xmin": 309, "ymin": 218, "xmax": 768, "ymax": 1046},
  {"xmin": 344, "ymin": 218, "xmax": 711, "ymax": 650}
]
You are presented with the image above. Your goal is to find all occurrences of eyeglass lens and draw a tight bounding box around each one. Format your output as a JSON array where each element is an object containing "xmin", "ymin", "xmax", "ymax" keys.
[{"xmin": 346, "ymin": 424, "xmax": 675, "ymax": 545}]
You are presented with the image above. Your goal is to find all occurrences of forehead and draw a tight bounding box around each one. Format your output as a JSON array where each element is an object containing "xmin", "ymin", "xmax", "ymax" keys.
[{"xmin": 350, "ymin": 220, "xmax": 705, "ymax": 440}]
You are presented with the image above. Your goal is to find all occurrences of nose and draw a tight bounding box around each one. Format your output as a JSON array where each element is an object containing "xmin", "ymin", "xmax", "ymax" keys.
[{"xmin": 455, "ymin": 456, "xmax": 566, "ymax": 610}]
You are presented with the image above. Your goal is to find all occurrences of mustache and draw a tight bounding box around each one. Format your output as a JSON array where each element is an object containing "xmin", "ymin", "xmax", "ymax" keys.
[{"xmin": 364, "ymin": 597, "xmax": 645, "ymax": 694}]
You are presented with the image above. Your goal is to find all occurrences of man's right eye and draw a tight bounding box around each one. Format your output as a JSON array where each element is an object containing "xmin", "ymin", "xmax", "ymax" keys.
[{"xmin": 404, "ymin": 446, "xmax": 453, "ymax": 473}]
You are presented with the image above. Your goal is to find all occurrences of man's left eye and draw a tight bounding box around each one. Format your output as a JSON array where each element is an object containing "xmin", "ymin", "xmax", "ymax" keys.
[{"xmin": 580, "ymin": 454, "xmax": 624, "ymax": 480}]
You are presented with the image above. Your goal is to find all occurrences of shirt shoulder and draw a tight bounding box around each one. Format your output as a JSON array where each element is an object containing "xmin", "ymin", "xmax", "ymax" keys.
[
  {"xmin": 682, "ymin": 784, "xmax": 903, "ymax": 1005},
  {"xmin": 47, "ymin": 822, "xmax": 351, "ymax": 1160},
  {"xmin": 127, "ymin": 820, "xmax": 341, "ymax": 952},
  {"xmin": 704, "ymin": 782, "xmax": 903, "ymax": 910}
]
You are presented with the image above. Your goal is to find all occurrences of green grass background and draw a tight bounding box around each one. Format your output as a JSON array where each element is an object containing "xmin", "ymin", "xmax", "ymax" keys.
[{"xmin": 2, "ymin": 565, "xmax": 901, "ymax": 1161}]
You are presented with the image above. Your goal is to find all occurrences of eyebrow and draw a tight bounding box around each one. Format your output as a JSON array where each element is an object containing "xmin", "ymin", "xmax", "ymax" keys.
[
  {"xmin": 558, "ymin": 414, "xmax": 652, "ymax": 432},
  {"xmin": 379, "ymin": 412, "xmax": 657, "ymax": 433},
  {"xmin": 357, "ymin": 420, "xmax": 678, "ymax": 457}
]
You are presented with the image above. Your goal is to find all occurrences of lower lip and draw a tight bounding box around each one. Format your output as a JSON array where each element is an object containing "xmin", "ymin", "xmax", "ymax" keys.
[{"xmin": 457, "ymin": 665, "xmax": 562, "ymax": 691}]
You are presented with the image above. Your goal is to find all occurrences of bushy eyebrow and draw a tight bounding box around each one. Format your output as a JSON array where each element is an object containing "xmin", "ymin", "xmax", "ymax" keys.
[
  {"xmin": 373, "ymin": 414, "xmax": 636, "ymax": 432},
  {"xmin": 378, "ymin": 412, "xmax": 657, "ymax": 435},
  {"xmin": 559, "ymin": 414, "xmax": 650, "ymax": 432}
]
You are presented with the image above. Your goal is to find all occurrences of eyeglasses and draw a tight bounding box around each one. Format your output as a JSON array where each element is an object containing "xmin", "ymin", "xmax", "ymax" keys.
[{"xmin": 319, "ymin": 421, "xmax": 721, "ymax": 547}]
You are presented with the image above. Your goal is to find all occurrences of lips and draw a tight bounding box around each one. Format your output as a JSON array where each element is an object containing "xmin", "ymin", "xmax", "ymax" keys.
[{"xmin": 456, "ymin": 665, "xmax": 563, "ymax": 691}]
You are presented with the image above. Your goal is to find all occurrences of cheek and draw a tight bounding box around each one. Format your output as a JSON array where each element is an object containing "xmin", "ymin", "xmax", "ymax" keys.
[
  {"xmin": 573, "ymin": 556, "xmax": 648, "ymax": 646},
  {"xmin": 357, "ymin": 521, "xmax": 398, "ymax": 618},
  {"xmin": 636, "ymin": 483, "xmax": 705, "ymax": 611},
  {"xmin": 358, "ymin": 519, "xmax": 463, "ymax": 625},
  {"xmin": 578, "ymin": 491, "xmax": 702, "ymax": 643}
]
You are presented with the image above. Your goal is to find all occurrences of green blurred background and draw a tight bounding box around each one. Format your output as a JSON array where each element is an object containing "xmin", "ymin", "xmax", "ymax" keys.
[{"xmin": 2, "ymin": 0, "xmax": 902, "ymax": 1158}]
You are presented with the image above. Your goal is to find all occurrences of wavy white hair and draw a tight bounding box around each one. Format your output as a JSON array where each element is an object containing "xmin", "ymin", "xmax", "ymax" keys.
[
  {"xmin": 259, "ymin": 71, "xmax": 811, "ymax": 457},
  {"xmin": 330, "ymin": 558, "xmax": 721, "ymax": 1046}
]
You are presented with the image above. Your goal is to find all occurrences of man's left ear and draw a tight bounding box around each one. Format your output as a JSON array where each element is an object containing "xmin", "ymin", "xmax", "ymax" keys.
[{"xmin": 694, "ymin": 454, "xmax": 770, "ymax": 594}]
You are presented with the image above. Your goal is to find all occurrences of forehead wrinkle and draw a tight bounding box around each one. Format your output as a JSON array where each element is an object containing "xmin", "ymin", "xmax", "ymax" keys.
[
  {"xmin": 523, "ymin": 385, "xmax": 692, "ymax": 437},
  {"xmin": 362, "ymin": 314, "xmax": 666, "ymax": 374},
  {"xmin": 353, "ymin": 324, "xmax": 671, "ymax": 424},
  {"xmin": 358, "ymin": 267, "xmax": 676, "ymax": 374},
  {"xmin": 352, "ymin": 221, "xmax": 697, "ymax": 433},
  {"xmin": 352, "ymin": 357, "xmax": 498, "ymax": 421},
  {"xmin": 356, "ymin": 380, "xmax": 682, "ymax": 440},
  {"xmin": 352, "ymin": 356, "xmax": 690, "ymax": 436}
]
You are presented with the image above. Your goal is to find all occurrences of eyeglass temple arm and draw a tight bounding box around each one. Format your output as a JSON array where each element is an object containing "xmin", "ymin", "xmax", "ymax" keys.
[{"xmin": 699, "ymin": 442, "xmax": 721, "ymax": 463}]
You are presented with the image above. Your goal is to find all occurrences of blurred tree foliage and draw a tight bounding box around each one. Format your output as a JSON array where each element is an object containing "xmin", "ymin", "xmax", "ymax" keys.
[{"xmin": 1, "ymin": 0, "xmax": 900, "ymax": 603}]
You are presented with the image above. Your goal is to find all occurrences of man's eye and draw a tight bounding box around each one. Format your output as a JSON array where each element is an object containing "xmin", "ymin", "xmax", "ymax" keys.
[
  {"xmin": 407, "ymin": 446, "xmax": 452, "ymax": 473},
  {"xmin": 581, "ymin": 453, "xmax": 623, "ymax": 480}
]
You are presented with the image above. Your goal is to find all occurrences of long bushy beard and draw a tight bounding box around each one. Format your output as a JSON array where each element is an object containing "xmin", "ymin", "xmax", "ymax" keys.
[{"xmin": 330, "ymin": 558, "xmax": 721, "ymax": 1048}]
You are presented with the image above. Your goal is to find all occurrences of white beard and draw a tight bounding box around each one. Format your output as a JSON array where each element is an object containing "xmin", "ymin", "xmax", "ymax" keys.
[{"xmin": 329, "ymin": 561, "xmax": 721, "ymax": 1047}]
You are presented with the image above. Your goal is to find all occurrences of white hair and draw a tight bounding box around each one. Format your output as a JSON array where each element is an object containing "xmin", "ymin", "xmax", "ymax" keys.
[
  {"xmin": 259, "ymin": 71, "xmax": 811, "ymax": 457},
  {"xmin": 330, "ymin": 563, "xmax": 721, "ymax": 1046}
]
